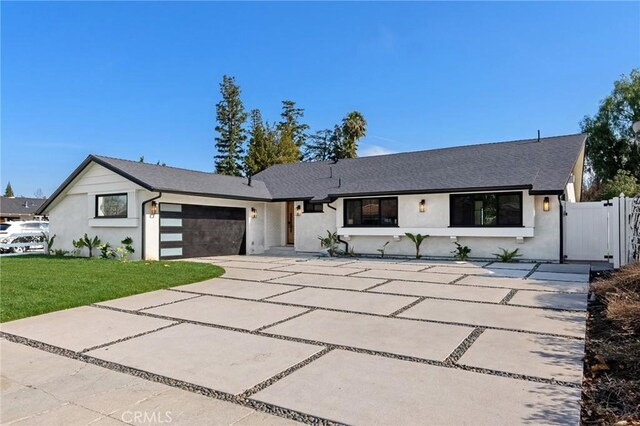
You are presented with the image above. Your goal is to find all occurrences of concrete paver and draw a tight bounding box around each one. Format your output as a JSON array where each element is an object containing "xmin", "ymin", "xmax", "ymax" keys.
[
  {"xmin": 352, "ymin": 269, "xmax": 462, "ymax": 283},
  {"xmin": 458, "ymin": 329, "xmax": 585, "ymax": 384},
  {"xmin": 144, "ymin": 295, "xmax": 307, "ymax": 330},
  {"xmin": 536, "ymin": 263, "xmax": 590, "ymax": 274},
  {"xmin": 399, "ymin": 298, "xmax": 586, "ymax": 337},
  {"xmin": 405, "ymin": 260, "xmax": 489, "ymax": 268},
  {"xmin": 220, "ymin": 267, "xmax": 293, "ymax": 282},
  {"xmin": 428, "ymin": 266, "xmax": 530, "ymax": 278},
  {"xmin": 252, "ymin": 350, "xmax": 581, "ymax": 425},
  {"xmin": 370, "ymin": 280, "xmax": 511, "ymax": 303},
  {"xmin": 272, "ymin": 264, "xmax": 366, "ymax": 276},
  {"xmin": 263, "ymin": 310, "xmax": 474, "ymax": 361},
  {"xmin": 340, "ymin": 260, "xmax": 428, "ymax": 272},
  {"xmin": 96, "ymin": 290, "xmax": 198, "ymax": 311},
  {"xmin": 174, "ymin": 278, "xmax": 298, "ymax": 300},
  {"xmin": 269, "ymin": 287, "xmax": 417, "ymax": 315},
  {"xmin": 509, "ymin": 290, "xmax": 588, "ymax": 311},
  {"xmin": 213, "ymin": 260, "xmax": 283, "ymax": 270},
  {"xmin": 0, "ymin": 306, "xmax": 174, "ymax": 352},
  {"xmin": 270, "ymin": 273, "xmax": 386, "ymax": 290},
  {"xmin": 457, "ymin": 275, "xmax": 589, "ymax": 293},
  {"xmin": 87, "ymin": 323, "xmax": 322, "ymax": 395},
  {"xmin": 297, "ymin": 259, "xmax": 359, "ymax": 267},
  {"xmin": 0, "ymin": 340, "xmax": 290, "ymax": 425},
  {"xmin": 529, "ymin": 271, "xmax": 590, "ymax": 283},
  {"xmin": 489, "ymin": 262, "xmax": 538, "ymax": 270}
]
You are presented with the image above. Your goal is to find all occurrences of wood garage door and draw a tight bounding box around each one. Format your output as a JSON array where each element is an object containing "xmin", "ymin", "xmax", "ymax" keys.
[{"xmin": 159, "ymin": 203, "xmax": 246, "ymax": 259}]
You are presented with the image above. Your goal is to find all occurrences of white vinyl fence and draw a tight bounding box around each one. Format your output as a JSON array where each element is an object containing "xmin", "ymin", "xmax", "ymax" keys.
[{"xmin": 563, "ymin": 195, "xmax": 640, "ymax": 268}]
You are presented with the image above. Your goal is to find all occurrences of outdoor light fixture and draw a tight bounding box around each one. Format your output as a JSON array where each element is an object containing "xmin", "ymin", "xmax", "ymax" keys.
[
  {"xmin": 543, "ymin": 197, "xmax": 550, "ymax": 212},
  {"xmin": 150, "ymin": 201, "xmax": 158, "ymax": 216},
  {"xmin": 250, "ymin": 207, "xmax": 257, "ymax": 218},
  {"xmin": 296, "ymin": 205, "xmax": 302, "ymax": 216},
  {"xmin": 419, "ymin": 199, "xmax": 426, "ymax": 213}
]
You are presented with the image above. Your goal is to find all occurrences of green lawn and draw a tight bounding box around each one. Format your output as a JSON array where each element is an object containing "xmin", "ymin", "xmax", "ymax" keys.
[{"xmin": 0, "ymin": 255, "xmax": 224, "ymax": 322}]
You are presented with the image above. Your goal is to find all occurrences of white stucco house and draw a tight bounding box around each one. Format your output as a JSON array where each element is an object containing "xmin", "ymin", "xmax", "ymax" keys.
[{"xmin": 37, "ymin": 133, "xmax": 586, "ymax": 262}]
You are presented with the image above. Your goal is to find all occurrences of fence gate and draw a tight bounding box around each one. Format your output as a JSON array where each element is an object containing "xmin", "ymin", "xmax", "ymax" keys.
[{"xmin": 563, "ymin": 201, "xmax": 613, "ymax": 262}]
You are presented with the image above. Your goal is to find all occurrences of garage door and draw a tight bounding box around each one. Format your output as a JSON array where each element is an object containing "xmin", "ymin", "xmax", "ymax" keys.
[{"xmin": 159, "ymin": 203, "xmax": 246, "ymax": 259}]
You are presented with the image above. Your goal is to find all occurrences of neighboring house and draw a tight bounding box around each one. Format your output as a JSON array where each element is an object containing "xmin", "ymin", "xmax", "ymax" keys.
[
  {"xmin": 1, "ymin": 197, "xmax": 47, "ymax": 222},
  {"xmin": 37, "ymin": 133, "xmax": 586, "ymax": 261}
]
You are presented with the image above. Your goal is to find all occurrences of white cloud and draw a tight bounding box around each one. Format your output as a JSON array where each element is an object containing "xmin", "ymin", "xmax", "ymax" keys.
[{"xmin": 359, "ymin": 144, "xmax": 396, "ymax": 157}]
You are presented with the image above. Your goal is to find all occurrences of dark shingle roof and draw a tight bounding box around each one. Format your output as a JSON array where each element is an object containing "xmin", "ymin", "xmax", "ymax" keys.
[
  {"xmin": 254, "ymin": 133, "xmax": 587, "ymax": 201},
  {"xmin": 1, "ymin": 197, "xmax": 46, "ymax": 214},
  {"xmin": 92, "ymin": 156, "xmax": 271, "ymax": 200},
  {"xmin": 38, "ymin": 133, "xmax": 586, "ymax": 213}
]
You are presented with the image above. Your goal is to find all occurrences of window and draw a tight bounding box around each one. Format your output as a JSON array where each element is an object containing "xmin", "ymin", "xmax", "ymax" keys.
[
  {"xmin": 344, "ymin": 197, "xmax": 398, "ymax": 227},
  {"xmin": 303, "ymin": 201, "xmax": 324, "ymax": 213},
  {"xmin": 96, "ymin": 193, "xmax": 128, "ymax": 218},
  {"xmin": 450, "ymin": 192, "xmax": 522, "ymax": 227}
]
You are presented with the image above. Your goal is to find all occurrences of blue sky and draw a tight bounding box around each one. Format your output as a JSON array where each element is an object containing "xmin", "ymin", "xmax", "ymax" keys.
[{"xmin": 2, "ymin": 1, "xmax": 639, "ymax": 197}]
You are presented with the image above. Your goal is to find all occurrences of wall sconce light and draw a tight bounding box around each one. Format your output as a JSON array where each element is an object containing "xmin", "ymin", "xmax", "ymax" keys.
[
  {"xmin": 250, "ymin": 207, "xmax": 257, "ymax": 218},
  {"xmin": 543, "ymin": 197, "xmax": 550, "ymax": 212},
  {"xmin": 419, "ymin": 199, "xmax": 426, "ymax": 213},
  {"xmin": 150, "ymin": 201, "xmax": 158, "ymax": 216},
  {"xmin": 296, "ymin": 205, "xmax": 302, "ymax": 216}
]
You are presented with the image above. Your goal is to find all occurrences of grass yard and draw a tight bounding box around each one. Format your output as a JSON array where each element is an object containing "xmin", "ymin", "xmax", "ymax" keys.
[{"xmin": 0, "ymin": 255, "xmax": 224, "ymax": 323}]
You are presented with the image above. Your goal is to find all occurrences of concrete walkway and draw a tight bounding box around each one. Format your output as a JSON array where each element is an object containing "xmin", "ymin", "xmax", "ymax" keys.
[{"xmin": 1, "ymin": 256, "xmax": 589, "ymax": 425}]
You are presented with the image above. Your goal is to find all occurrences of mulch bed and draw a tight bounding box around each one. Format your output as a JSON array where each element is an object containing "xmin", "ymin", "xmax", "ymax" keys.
[{"xmin": 582, "ymin": 268, "xmax": 640, "ymax": 425}]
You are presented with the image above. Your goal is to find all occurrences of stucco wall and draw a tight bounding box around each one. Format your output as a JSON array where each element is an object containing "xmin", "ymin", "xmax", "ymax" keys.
[
  {"xmin": 294, "ymin": 192, "xmax": 561, "ymax": 261},
  {"xmin": 294, "ymin": 201, "xmax": 338, "ymax": 252},
  {"xmin": 47, "ymin": 163, "xmax": 156, "ymax": 258}
]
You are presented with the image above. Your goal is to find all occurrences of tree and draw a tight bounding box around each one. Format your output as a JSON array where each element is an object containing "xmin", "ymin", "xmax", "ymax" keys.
[
  {"xmin": 4, "ymin": 182, "xmax": 14, "ymax": 197},
  {"xmin": 304, "ymin": 129, "xmax": 334, "ymax": 161},
  {"xmin": 245, "ymin": 109, "xmax": 278, "ymax": 175},
  {"xmin": 581, "ymin": 69, "xmax": 640, "ymax": 184},
  {"xmin": 277, "ymin": 100, "xmax": 309, "ymax": 153},
  {"xmin": 329, "ymin": 124, "xmax": 346, "ymax": 161},
  {"xmin": 274, "ymin": 128, "xmax": 300, "ymax": 165},
  {"xmin": 341, "ymin": 111, "xmax": 367, "ymax": 159},
  {"xmin": 601, "ymin": 170, "xmax": 639, "ymax": 200},
  {"xmin": 214, "ymin": 75, "xmax": 248, "ymax": 176},
  {"xmin": 33, "ymin": 188, "xmax": 46, "ymax": 199}
]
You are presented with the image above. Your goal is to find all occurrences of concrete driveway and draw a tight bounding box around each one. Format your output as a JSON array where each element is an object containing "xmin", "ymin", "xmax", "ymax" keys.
[{"xmin": 1, "ymin": 256, "xmax": 589, "ymax": 425}]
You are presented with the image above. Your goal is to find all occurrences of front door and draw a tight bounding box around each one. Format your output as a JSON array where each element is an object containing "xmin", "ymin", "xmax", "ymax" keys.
[{"xmin": 286, "ymin": 201, "xmax": 295, "ymax": 245}]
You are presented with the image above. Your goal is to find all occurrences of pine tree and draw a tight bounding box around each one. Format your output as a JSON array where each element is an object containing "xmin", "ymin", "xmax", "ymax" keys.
[
  {"xmin": 245, "ymin": 110, "xmax": 278, "ymax": 175},
  {"xmin": 4, "ymin": 182, "xmax": 14, "ymax": 197},
  {"xmin": 304, "ymin": 129, "xmax": 334, "ymax": 161},
  {"xmin": 277, "ymin": 100, "xmax": 308, "ymax": 159},
  {"xmin": 214, "ymin": 75, "xmax": 248, "ymax": 176},
  {"xmin": 330, "ymin": 125, "xmax": 346, "ymax": 162},
  {"xmin": 275, "ymin": 129, "xmax": 301, "ymax": 165}
]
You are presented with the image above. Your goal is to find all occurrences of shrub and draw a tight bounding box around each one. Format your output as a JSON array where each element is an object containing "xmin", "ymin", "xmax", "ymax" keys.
[
  {"xmin": 77, "ymin": 234, "xmax": 101, "ymax": 258},
  {"xmin": 493, "ymin": 247, "xmax": 521, "ymax": 262},
  {"xmin": 318, "ymin": 231, "xmax": 339, "ymax": 257},
  {"xmin": 405, "ymin": 233, "xmax": 428, "ymax": 259},
  {"xmin": 42, "ymin": 232, "xmax": 56, "ymax": 254},
  {"xmin": 451, "ymin": 242, "xmax": 471, "ymax": 261},
  {"xmin": 592, "ymin": 262, "xmax": 640, "ymax": 332},
  {"xmin": 377, "ymin": 241, "xmax": 390, "ymax": 258}
]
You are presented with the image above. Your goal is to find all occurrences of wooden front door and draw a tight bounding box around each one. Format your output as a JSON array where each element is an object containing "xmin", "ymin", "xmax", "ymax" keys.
[{"xmin": 286, "ymin": 201, "xmax": 295, "ymax": 245}]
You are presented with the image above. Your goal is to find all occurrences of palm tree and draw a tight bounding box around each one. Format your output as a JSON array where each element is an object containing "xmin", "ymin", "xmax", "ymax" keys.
[{"xmin": 341, "ymin": 111, "xmax": 367, "ymax": 158}]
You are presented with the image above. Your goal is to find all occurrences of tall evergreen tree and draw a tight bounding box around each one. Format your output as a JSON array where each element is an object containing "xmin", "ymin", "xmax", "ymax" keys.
[
  {"xmin": 214, "ymin": 75, "xmax": 248, "ymax": 176},
  {"xmin": 245, "ymin": 110, "xmax": 278, "ymax": 175},
  {"xmin": 329, "ymin": 125, "xmax": 346, "ymax": 162},
  {"xmin": 4, "ymin": 182, "xmax": 14, "ymax": 197},
  {"xmin": 275, "ymin": 128, "xmax": 301, "ymax": 165},
  {"xmin": 277, "ymin": 100, "xmax": 309, "ymax": 158},
  {"xmin": 341, "ymin": 111, "xmax": 367, "ymax": 159},
  {"xmin": 304, "ymin": 129, "xmax": 334, "ymax": 161}
]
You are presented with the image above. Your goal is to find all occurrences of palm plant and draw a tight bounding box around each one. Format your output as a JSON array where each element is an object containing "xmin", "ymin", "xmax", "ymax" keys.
[
  {"xmin": 405, "ymin": 233, "xmax": 428, "ymax": 259},
  {"xmin": 341, "ymin": 111, "xmax": 367, "ymax": 159},
  {"xmin": 318, "ymin": 231, "xmax": 339, "ymax": 257},
  {"xmin": 377, "ymin": 241, "xmax": 390, "ymax": 258},
  {"xmin": 80, "ymin": 233, "xmax": 101, "ymax": 258},
  {"xmin": 493, "ymin": 247, "xmax": 522, "ymax": 262}
]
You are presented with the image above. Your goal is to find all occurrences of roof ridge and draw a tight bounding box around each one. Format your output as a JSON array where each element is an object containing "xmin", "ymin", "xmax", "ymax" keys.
[
  {"xmin": 92, "ymin": 154, "xmax": 261, "ymax": 183},
  {"xmin": 259, "ymin": 133, "xmax": 587, "ymax": 167}
]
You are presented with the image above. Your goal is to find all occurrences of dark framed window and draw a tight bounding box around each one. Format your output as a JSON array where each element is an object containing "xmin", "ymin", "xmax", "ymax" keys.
[
  {"xmin": 303, "ymin": 201, "xmax": 324, "ymax": 213},
  {"xmin": 450, "ymin": 192, "xmax": 522, "ymax": 227},
  {"xmin": 96, "ymin": 193, "xmax": 128, "ymax": 218},
  {"xmin": 344, "ymin": 197, "xmax": 398, "ymax": 227}
]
